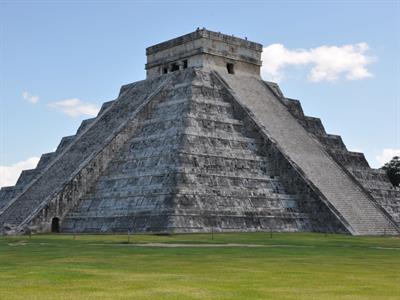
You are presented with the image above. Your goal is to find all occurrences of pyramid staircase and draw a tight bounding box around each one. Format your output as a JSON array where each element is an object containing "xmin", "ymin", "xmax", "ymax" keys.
[
  {"xmin": 275, "ymin": 88, "xmax": 400, "ymax": 227},
  {"xmin": 0, "ymin": 68, "xmax": 398, "ymax": 235},
  {"xmin": 214, "ymin": 71, "xmax": 399, "ymax": 235},
  {"xmin": 62, "ymin": 70, "xmax": 328, "ymax": 233},
  {"xmin": 0, "ymin": 74, "xmax": 170, "ymax": 232}
]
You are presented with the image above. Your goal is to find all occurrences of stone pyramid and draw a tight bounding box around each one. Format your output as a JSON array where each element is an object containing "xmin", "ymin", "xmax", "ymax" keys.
[{"xmin": 1, "ymin": 29, "xmax": 399, "ymax": 235}]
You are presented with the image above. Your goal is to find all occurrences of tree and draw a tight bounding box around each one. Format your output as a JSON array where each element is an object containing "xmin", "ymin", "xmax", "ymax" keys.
[{"xmin": 382, "ymin": 156, "xmax": 400, "ymax": 187}]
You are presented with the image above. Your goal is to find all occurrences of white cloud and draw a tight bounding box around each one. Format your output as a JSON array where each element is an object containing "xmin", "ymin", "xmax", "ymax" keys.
[
  {"xmin": 376, "ymin": 148, "xmax": 400, "ymax": 167},
  {"xmin": 0, "ymin": 157, "xmax": 40, "ymax": 188},
  {"xmin": 261, "ymin": 43, "xmax": 374, "ymax": 82},
  {"xmin": 48, "ymin": 98, "xmax": 99, "ymax": 117},
  {"xmin": 22, "ymin": 91, "xmax": 39, "ymax": 104}
]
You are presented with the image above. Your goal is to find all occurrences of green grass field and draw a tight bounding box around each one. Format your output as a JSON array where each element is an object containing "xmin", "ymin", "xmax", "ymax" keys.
[{"xmin": 1, "ymin": 232, "xmax": 399, "ymax": 300}]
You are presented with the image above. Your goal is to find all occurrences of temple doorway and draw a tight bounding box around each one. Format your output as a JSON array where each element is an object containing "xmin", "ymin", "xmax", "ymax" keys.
[{"xmin": 51, "ymin": 217, "xmax": 60, "ymax": 233}]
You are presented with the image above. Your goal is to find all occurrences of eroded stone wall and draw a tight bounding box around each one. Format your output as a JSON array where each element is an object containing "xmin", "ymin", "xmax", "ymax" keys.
[
  {"xmin": 61, "ymin": 70, "xmax": 349, "ymax": 234},
  {"xmin": 271, "ymin": 85, "xmax": 400, "ymax": 227}
]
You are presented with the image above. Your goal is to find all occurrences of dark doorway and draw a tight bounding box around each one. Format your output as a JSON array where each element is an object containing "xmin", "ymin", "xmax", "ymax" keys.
[
  {"xmin": 182, "ymin": 60, "xmax": 188, "ymax": 69},
  {"xmin": 171, "ymin": 63, "xmax": 179, "ymax": 72},
  {"xmin": 227, "ymin": 63, "xmax": 235, "ymax": 74},
  {"xmin": 51, "ymin": 217, "xmax": 60, "ymax": 233}
]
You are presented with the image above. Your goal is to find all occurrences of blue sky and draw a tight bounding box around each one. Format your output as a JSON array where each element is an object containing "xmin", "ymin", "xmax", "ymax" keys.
[{"xmin": 0, "ymin": 0, "xmax": 399, "ymax": 187}]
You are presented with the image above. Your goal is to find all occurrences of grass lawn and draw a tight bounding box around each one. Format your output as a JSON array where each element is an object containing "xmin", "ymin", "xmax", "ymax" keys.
[{"xmin": 0, "ymin": 232, "xmax": 399, "ymax": 300}]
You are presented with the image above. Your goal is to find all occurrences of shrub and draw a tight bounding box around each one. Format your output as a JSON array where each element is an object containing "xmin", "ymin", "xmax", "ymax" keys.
[{"xmin": 382, "ymin": 156, "xmax": 400, "ymax": 187}]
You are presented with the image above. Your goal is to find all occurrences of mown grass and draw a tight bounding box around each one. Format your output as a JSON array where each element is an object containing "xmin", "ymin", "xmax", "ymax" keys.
[{"xmin": 0, "ymin": 232, "xmax": 399, "ymax": 300}]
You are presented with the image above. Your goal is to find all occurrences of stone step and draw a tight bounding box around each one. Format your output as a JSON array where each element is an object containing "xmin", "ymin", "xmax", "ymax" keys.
[
  {"xmin": 15, "ymin": 169, "xmax": 39, "ymax": 187},
  {"xmin": 76, "ymin": 117, "xmax": 96, "ymax": 135},
  {"xmin": 88, "ymin": 181, "xmax": 291, "ymax": 201},
  {"xmin": 151, "ymin": 96, "xmax": 236, "ymax": 119},
  {"xmin": 55, "ymin": 135, "xmax": 76, "ymax": 153},
  {"xmin": 0, "ymin": 187, "xmax": 21, "ymax": 211},
  {"xmin": 116, "ymin": 150, "xmax": 268, "ymax": 165},
  {"xmin": 129, "ymin": 130, "xmax": 257, "ymax": 145},
  {"xmin": 217, "ymin": 72, "xmax": 399, "ymax": 235},
  {"xmin": 36, "ymin": 152, "xmax": 55, "ymax": 170},
  {"xmin": 0, "ymin": 74, "xmax": 171, "ymax": 230},
  {"xmin": 124, "ymin": 146, "xmax": 263, "ymax": 161},
  {"xmin": 96, "ymin": 167, "xmax": 281, "ymax": 184},
  {"xmin": 106, "ymin": 153, "xmax": 272, "ymax": 176},
  {"xmin": 134, "ymin": 121, "xmax": 246, "ymax": 141},
  {"xmin": 156, "ymin": 97, "xmax": 232, "ymax": 108},
  {"xmin": 141, "ymin": 113, "xmax": 243, "ymax": 129}
]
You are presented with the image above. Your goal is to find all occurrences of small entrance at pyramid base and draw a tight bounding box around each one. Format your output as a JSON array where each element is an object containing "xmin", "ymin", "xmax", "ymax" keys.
[{"xmin": 51, "ymin": 217, "xmax": 60, "ymax": 233}]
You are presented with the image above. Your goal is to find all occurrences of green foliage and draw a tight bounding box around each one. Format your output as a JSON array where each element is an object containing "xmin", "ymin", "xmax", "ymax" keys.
[
  {"xmin": 0, "ymin": 232, "xmax": 399, "ymax": 300},
  {"xmin": 383, "ymin": 156, "xmax": 400, "ymax": 186}
]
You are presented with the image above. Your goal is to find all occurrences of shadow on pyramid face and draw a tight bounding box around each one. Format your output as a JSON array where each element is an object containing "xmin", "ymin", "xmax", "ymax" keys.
[{"xmin": 1, "ymin": 29, "xmax": 399, "ymax": 236}]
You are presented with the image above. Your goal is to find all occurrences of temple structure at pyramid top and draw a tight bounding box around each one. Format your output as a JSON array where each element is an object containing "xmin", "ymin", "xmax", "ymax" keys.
[
  {"xmin": 0, "ymin": 29, "xmax": 399, "ymax": 236},
  {"xmin": 145, "ymin": 28, "xmax": 262, "ymax": 78}
]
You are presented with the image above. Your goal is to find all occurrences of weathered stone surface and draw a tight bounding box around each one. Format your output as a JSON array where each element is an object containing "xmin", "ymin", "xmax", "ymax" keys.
[
  {"xmin": 1, "ymin": 29, "xmax": 398, "ymax": 235},
  {"xmin": 274, "ymin": 84, "xmax": 400, "ymax": 229},
  {"xmin": 62, "ymin": 70, "xmax": 328, "ymax": 233},
  {"xmin": 0, "ymin": 75, "xmax": 169, "ymax": 233},
  {"xmin": 146, "ymin": 29, "xmax": 262, "ymax": 79},
  {"xmin": 0, "ymin": 187, "xmax": 21, "ymax": 212},
  {"xmin": 216, "ymin": 72, "xmax": 398, "ymax": 235}
]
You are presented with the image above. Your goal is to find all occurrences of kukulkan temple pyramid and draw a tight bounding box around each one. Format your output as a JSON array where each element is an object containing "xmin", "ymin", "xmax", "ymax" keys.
[{"xmin": 1, "ymin": 29, "xmax": 399, "ymax": 236}]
